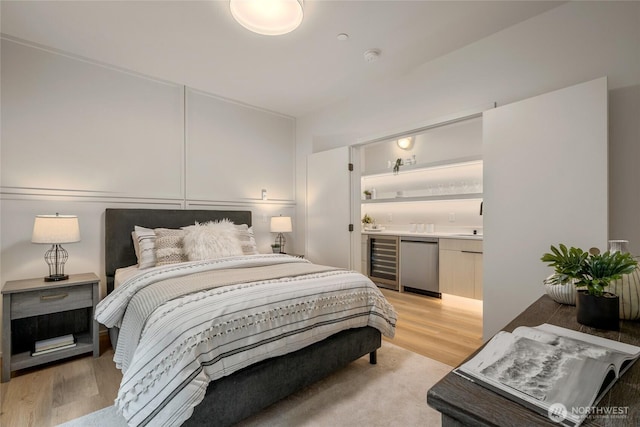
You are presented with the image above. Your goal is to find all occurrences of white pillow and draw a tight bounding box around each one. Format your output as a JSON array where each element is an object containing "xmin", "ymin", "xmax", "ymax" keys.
[
  {"xmin": 235, "ymin": 224, "xmax": 259, "ymax": 255},
  {"xmin": 133, "ymin": 226, "xmax": 156, "ymax": 269},
  {"xmin": 132, "ymin": 231, "xmax": 140, "ymax": 260},
  {"xmin": 183, "ymin": 220, "xmax": 244, "ymax": 261}
]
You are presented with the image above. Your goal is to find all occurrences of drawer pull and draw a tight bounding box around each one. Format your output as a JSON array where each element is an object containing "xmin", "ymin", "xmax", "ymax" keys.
[
  {"xmin": 40, "ymin": 293, "xmax": 68, "ymax": 301},
  {"xmin": 461, "ymin": 250, "xmax": 483, "ymax": 254}
]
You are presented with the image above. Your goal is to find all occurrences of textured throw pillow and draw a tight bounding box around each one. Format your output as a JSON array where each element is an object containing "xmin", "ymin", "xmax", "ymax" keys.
[
  {"xmin": 235, "ymin": 224, "xmax": 259, "ymax": 255},
  {"xmin": 154, "ymin": 228, "xmax": 187, "ymax": 266},
  {"xmin": 133, "ymin": 226, "xmax": 157, "ymax": 269},
  {"xmin": 183, "ymin": 220, "xmax": 244, "ymax": 261},
  {"xmin": 132, "ymin": 231, "xmax": 139, "ymax": 259}
]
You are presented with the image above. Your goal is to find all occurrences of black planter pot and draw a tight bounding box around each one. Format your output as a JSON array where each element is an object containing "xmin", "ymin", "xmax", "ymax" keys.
[{"xmin": 576, "ymin": 290, "xmax": 620, "ymax": 330}]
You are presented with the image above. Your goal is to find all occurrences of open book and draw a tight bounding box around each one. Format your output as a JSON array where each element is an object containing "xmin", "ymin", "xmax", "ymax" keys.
[{"xmin": 454, "ymin": 324, "xmax": 640, "ymax": 427}]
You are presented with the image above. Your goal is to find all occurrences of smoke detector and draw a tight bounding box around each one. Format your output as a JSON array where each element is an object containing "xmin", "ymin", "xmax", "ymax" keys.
[{"xmin": 363, "ymin": 49, "xmax": 381, "ymax": 63}]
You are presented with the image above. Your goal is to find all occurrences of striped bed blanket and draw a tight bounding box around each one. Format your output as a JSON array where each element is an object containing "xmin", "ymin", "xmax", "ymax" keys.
[{"xmin": 95, "ymin": 254, "xmax": 397, "ymax": 426}]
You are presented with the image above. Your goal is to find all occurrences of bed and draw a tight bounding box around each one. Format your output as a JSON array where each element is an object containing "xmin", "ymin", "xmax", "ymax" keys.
[{"xmin": 100, "ymin": 208, "xmax": 396, "ymax": 427}]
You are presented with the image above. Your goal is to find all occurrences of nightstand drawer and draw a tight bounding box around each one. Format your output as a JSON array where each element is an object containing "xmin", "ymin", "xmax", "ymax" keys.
[{"xmin": 11, "ymin": 285, "xmax": 93, "ymax": 319}]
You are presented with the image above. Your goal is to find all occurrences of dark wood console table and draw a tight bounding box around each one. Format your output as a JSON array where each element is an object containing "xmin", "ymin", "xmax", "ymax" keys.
[{"xmin": 427, "ymin": 295, "xmax": 639, "ymax": 426}]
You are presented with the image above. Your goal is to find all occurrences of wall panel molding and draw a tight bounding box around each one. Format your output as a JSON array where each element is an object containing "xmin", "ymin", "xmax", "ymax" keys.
[
  {"xmin": 0, "ymin": 37, "xmax": 298, "ymax": 291},
  {"xmin": 1, "ymin": 189, "xmax": 295, "ymax": 208},
  {"xmin": 185, "ymin": 88, "xmax": 296, "ymax": 203},
  {"xmin": 1, "ymin": 38, "xmax": 186, "ymax": 200},
  {"xmin": 187, "ymin": 199, "xmax": 295, "ymax": 208}
]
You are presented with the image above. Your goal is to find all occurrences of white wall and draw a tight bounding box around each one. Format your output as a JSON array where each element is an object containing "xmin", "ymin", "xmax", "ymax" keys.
[
  {"xmin": 362, "ymin": 117, "xmax": 482, "ymax": 174},
  {"xmin": 185, "ymin": 88, "xmax": 295, "ymax": 203},
  {"xmin": 296, "ymin": 1, "xmax": 640, "ymax": 335},
  {"xmin": 0, "ymin": 38, "xmax": 297, "ymax": 350},
  {"xmin": 1, "ymin": 39, "xmax": 185, "ymax": 199}
]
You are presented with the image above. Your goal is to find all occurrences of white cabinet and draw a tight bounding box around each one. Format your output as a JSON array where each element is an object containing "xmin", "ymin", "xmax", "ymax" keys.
[
  {"xmin": 473, "ymin": 252, "xmax": 483, "ymax": 299},
  {"xmin": 439, "ymin": 238, "xmax": 483, "ymax": 300},
  {"xmin": 361, "ymin": 235, "xmax": 368, "ymax": 274}
]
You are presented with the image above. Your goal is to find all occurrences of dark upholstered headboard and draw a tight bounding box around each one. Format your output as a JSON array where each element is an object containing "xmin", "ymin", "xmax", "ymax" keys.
[{"xmin": 105, "ymin": 208, "xmax": 252, "ymax": 293}]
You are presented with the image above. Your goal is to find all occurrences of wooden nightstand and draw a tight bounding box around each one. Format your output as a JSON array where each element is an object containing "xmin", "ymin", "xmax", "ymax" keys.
[{"xmin": 1, "ymin": 273, "xmax": 100, "ymax": 382}]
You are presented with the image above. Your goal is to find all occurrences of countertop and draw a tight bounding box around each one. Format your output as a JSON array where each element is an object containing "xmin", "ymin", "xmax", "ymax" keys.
[{"xmin": 361, "ymin": 230, "xmax": 483, "ymax": 240}]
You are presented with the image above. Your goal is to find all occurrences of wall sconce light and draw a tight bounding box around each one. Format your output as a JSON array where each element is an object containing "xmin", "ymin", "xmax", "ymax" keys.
[
  {"xmin": 397, "ymin": 136, "xmax": 414, "ymax": 150},
  {"xmin": 31, "ymin": 213, "xmax": 81, "ymax": 281},
  {"xmin": 230, "ymin": 0, "xmax": 304, "ymax": 36},
  {"xmin": 270, "ymin": 215, "xmax": 292, "ymax": 253}
]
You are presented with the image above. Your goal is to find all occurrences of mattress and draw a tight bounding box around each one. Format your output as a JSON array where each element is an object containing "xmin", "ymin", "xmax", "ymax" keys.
[
  {"xmin": 96, "ymin": 254, "xmax": 397, "ymax": 426},
  {"xmin": 114, "ymin": 265, "xmax": 139, "ymax": 289}
]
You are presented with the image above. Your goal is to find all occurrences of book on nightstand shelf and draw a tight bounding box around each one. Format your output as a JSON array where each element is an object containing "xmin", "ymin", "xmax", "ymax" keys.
[
  {"xmin": 454, "ymin": 324, "xmax": 640, "ymax": 427},
  {"xmin": 32, "ymin": 334, "xmax": 77, "ymax": 356}
]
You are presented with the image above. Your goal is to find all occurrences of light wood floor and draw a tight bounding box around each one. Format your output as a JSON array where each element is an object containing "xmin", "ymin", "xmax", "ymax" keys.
[
  {"xmin": 380, "ymin": 289, "xmax": 483, "ymax": 367},
  {"xmin": 0, "ymin": 334, "xmax": 121, "ymax": 427},
  {"xmin": 0, "ymin": 290, "xmax": 482, "ymax": 426}
]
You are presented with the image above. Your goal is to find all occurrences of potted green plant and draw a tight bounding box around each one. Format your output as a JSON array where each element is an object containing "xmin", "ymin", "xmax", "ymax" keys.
[
  {"xmin": 361, "ymin": 213, "xmax": 374, "ymax": 230},
  {"xmin": 363, "ymin": 190, "xmax": 372, "ymax": 200},
  {"xmin": 270, "ymin": 243, "xmax": 281, "ymax": 254},
  {"xmin": 541, "ymin": 244, "xmax": 638, "ymax": 330}
]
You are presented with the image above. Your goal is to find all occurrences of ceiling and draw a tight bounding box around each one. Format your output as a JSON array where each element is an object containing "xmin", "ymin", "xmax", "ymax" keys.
[{"xmin": 1, "ymin": 1, "xmax": 562, "ymax": 117}]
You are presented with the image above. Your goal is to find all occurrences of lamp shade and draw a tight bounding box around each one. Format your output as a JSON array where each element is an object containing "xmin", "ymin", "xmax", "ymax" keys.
[
  {"xmin": 230, "ymin": 0, "xmax": 303, "ymax": 36},
  {"xmin": 270, "ymin": 216, "xmax": 292, "ymax": 233},
  {"xmin": 32, "ymin": 215, "xmax": 81, "ymax": 244}
]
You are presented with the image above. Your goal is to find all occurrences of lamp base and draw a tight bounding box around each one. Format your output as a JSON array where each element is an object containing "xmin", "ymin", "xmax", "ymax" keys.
[
  {"xmin": 275, "ymin": 233, "xmax": 286, "ymax": 254},
  {"xmin": 45, "ymin": 274, "xmax": 69, "ymax": 282}
]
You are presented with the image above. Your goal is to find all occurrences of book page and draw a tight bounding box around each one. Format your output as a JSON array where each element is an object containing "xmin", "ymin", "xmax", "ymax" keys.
[
  {"xmin": 512, "ymin": 324, "xmax": 640, "ymax": 376},
  {"xmin": 534, "ymin": 324, "xmax": 640, "ymax": 356},
  {"xmin": 457, "ymin": 331, "xmax": 617, "ymax": 426}
]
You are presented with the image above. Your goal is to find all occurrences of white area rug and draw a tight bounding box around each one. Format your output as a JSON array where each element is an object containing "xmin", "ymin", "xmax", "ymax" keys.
[{"xmin": 58, "ymin": 341, "xmax": 451, "ymax": 427}]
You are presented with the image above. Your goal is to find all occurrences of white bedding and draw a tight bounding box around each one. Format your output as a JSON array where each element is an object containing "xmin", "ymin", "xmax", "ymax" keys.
[{"xmin": 96, "ymin": 254, "xmax": 397, "ymax": 427}]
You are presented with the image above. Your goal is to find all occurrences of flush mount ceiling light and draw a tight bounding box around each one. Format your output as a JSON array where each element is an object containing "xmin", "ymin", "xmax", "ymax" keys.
[
  {"xmin": 230, "ymin": 0, "xmax": 304, "ymax": 36},
  {"xmin": 397, "ymin": 136, "xmax": 414, "ymax": 150}
]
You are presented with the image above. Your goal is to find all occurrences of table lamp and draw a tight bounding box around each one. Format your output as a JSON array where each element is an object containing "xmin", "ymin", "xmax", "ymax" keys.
[
  {"xmin": 270, "ymin": 216, "xmax": 292, "ymax": 254},
  {"xmin": 32, "ymin": 213, "xmax": 81, "ymax": 281}
]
